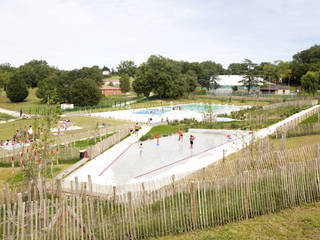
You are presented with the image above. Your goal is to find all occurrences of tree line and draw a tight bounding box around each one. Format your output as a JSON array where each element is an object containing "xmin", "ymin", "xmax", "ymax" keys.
[{"xmin": 0, "ymin": 44, "xmax": 320, "ymax": 104}]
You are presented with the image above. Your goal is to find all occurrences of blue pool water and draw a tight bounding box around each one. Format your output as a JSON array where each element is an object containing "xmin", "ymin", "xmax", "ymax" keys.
[
  {"xmin": 180, "ymin": 104, "xmax": 233, "ymax": 112},
  {"xmin": 135, "ymin": 109, "xmax": 171, "ymax": 116},
  {"xmin": 134, "ymin": 104, "xmax": 236, "ymax": 116}
]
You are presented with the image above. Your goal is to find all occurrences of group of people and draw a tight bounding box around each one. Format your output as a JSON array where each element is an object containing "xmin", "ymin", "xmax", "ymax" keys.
[
  {"xmin": 0, "ymin": 125, "xmax": 35, "ymax": 149},
  {"xmin": 138, "ymin": 127, "xmax": 196, "ymax": 156},
  {"xmin": 177, "ymin": 128, "xmax": 195, "ymax": 148}
]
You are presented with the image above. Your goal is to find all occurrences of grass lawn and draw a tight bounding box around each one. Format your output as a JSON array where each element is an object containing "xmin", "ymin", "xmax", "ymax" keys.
[
  {"xmin": 0, "ymin": 88, "xmax": 43, "ymax": 113},
  {"xmin": 272, "ymin": 134, "xmax": 320, "ymax": 149},
  {"xmin": 152, "ymin": 202, "xmax": 320, "ymax": 240},
  {"xmin": 300, "ymin": 113, "xmax": 319, "ymax": 124},
  {"xmin": 0, "ymin": 116, "xmax": 126, "ymax": 142},
  {"xmin": 0, "ymin": 113, "xmax": 16, "ymax": 121}
]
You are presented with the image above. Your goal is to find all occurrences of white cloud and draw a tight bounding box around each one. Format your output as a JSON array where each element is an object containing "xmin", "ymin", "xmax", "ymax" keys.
[{"xmin": 0, "ymin": 0, "xmax": 319, "ymax": 69}]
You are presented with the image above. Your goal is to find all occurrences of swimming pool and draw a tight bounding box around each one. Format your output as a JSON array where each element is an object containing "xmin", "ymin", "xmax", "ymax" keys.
[
  {"xmin": 179, "ymin": 103, "xmax": 235, "ymax": 112},
  {"xmin": 90, "ymin": 103, "xmax": 249, "ymax": 123},
  {"xmin": 134, "ymin": 108, "xmax": 171, "ymax": 116}
]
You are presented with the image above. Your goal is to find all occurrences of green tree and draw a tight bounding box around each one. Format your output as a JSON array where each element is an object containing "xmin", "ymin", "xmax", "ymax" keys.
[
  {"xmin": 301, "ymin": 71, "xmax": 319, "ymax": 95},
  {"xmin": 262, "ymin": 62, "xmax": 278, "ymax": 83},
  {"xmin": 0, "ymin": 63, "xmax": 15, "ymax": 90},
  {"xmin": 70, "ymin": 78, "xmax": 102, "ymax": 105},
  {"xmin": 181, "ymin": 70, "xmax": 198, "ymax": 94},
  {"xmin": 119, "ymin": 74, "xmax": 130, "ymax": 93},
  {"xmin": 36, "ymin": 74, "xmax": 59, "ymax": 103},
  {"xmin": 276, "ymin": 61, "xmax": 291, "ymax": 84},
  {"xmin": 240, "ymin": 59, "xmax": 261, "ymax": 93},
  {"xmin": 227, "ymin": 63, "xmax": 247, "ymax": 75},
  {"xmin": 19, "ymin": 60, "xmax": 54, "ymax": 88},
  {"xmin": 291, "ymin": 45, "xmax": 320, "ymax": 85},
  {"xmin": 6, "ymin": 73, "xmax": 29, "ymax": 102},
  {"xmin": 117, "ymin": 60, "xmax": 137, "ymax": 77},
  {"xmin": 133, "ymin": 55, "xmax": 185, "ymax": 98},
  {"xmin": 198, "ymin": 61, "xmax": 224, "ymax": 90}
]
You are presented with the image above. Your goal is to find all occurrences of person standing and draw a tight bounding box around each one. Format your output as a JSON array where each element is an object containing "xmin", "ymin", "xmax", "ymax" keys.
[
  {"xmin": 139, "ymin": 143, "xmax": 143, "ymax": 156},
  {"xmin": 135, "ymin": 123, "xmax": 139, "ymax": 137},
  {"xmin": 189, "ymin": 135, "xmax": 195, "ymax": 149}
]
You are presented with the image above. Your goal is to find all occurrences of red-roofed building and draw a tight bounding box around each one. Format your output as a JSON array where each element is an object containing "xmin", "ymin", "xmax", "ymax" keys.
[{"xmin": 100, "ymin": 86, "xmax": 122, "ymax": 96}]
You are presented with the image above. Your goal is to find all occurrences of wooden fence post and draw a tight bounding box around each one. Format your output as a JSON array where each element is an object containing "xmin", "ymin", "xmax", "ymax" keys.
[
  {"xmin": 189, "ymin": 182, "xmax": 197, "ymax": 230},
  {"xmin": 244, "ymin": 172, "xmax": 250, "ymax": 220},
  {"xmin": 88, "ymin": 175, "xmax": 92, "ymax": 194},
  {"xmin": 127, "ymin": 192, "xmax": 136, "ymax": 239},
  {"xmin": 57, "ymin": 179, "xmax": 65, "ymax": 240}
]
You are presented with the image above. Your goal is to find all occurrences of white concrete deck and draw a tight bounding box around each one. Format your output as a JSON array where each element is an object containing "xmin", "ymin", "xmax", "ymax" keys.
[{"xmin": 63, "ymin": 105, "xmax": 320, "ymax": 193}]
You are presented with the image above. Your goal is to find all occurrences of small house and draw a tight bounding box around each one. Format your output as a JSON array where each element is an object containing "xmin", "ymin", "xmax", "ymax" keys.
[
  {"xmin": 100, "ymin": 86, "xmax": 122, "ymax": 96},
  {"xmin": 260, "ymin": 85, "xmax": 290, "ymax": 95},
  {"xmin": 104, "ymin": 79, "xmax": 120, "ymax": 86}
]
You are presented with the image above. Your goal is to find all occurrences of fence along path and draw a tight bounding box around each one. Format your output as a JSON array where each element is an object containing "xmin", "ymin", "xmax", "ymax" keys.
[
  {"xmin": 262, "ymin": 99, "xmax": 318, "ymax": 110},
  {"xmin": 0, "ymin": 124, "xmax": 133, "ymax": 167},
  {"xmin": 0, "ymin": 142, "xmax": 320, "ymax": 239}
]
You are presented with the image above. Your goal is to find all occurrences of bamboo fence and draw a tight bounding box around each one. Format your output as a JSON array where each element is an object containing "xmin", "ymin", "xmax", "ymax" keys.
[
  {"xmin": 262, "ymin": 99, "xmax": 318, "ymax": 110},
  {"xmin": 0, "ymin": 124, "xmax": 133, "ymax": 167},
  {"xmin": 0, "ymin": 143, "xmax": 320, "ymax": 239}
]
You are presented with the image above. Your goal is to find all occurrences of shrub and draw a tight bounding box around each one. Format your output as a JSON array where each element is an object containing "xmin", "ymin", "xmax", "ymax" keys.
[
  {"xmin": 6, "ymin": 74, "xmax": 29, "ymax": 102},
  {"xmin": 70, "ymin": 78, "xmax": 102, "ymax": 105}
]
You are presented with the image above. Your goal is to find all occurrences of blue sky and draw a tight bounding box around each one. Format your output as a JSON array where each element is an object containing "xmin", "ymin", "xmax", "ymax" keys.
[{"xmin": 0, "ymin": 0, "xmax": 319, "ymax": 69}]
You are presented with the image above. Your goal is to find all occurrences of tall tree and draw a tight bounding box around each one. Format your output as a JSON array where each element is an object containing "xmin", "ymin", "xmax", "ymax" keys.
[
  {"xmin": 227, "ymin": 63, "xmax": 247, "ymax": 75},
  {"xmin": 262, "ymin": 62, "xmax": 278, "ymax": 83},
  {"xmin": 181, "ymin": 70, "xmax": 198, "ymax": 94},
  {"xmin": 70, "ymin": 78, "xmax": 102, "ymax": 105},
  {"xmin": 119, "ymin": 74, "xmax": 130, "ymax": 93},
  {"xmin": 240, "ymin": 59, "xmax": 261, "ymax": 93},
  {"xmin": 117, "ymin": 60, "xmax": 137, "ymax": 77},
  {"xmin": 198, "ymin": 61, "xmax": 224, "ymax": 90},
  {"xmin": 19, "ymin": 60, "xmax": 54, "ymax": 88},
  {"xmin": 301, "ymin": 71, "xmax": 319, "ymax": 95},
  {"xmin": 132, "ymin": 55, "xmax": 185, "ymax": 98},
  {"xmin": 36, "ymin": 74, "xmax": 59, "ymax": 104},
  {"xmin": 275, "ymin": 61, "xmax": 291, "ymax": 84}
]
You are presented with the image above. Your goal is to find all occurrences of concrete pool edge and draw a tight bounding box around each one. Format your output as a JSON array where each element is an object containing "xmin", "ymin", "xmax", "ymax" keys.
[{"xmin": 62, "ymin": 105, "xmax": 320, "ymax": 194}]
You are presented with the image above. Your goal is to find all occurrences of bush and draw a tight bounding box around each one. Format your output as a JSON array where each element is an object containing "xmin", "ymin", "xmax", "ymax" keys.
[
  {"xmin": 6, "ymin": 74, "xmax": 29, "ymax": 102},
  {"xmin": 70, "ymin": 78, "xmax": 102, "ymax": 105},
  {"xmin": 195, "ymin": 89, "xmax": 207, "ymax": 95}
]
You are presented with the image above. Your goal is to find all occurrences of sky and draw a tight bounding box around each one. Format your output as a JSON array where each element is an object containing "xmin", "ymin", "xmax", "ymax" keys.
[{"xmin": 0, "ymin": 0, "xmax": 319, "ymax": 70}]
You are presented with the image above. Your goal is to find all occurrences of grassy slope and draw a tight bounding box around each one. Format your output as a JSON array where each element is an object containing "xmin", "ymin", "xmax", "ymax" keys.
[
  {"xmin": 0, "ymin": 113, "xmax": 15, "ymax": 121},
  {"xmin": 0, "ymin": 116, "xmax": 125, "ymax": 142},
  {"xmin": 0, "ymin": 88, "xmax": 43, "ymax": 112},
  {"xmin": 152, "ymin": 202, "xmax": 320, "ymax": 240}
]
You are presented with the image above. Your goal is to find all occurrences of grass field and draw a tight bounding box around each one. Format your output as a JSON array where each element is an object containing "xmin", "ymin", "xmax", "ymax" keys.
[
  {"xmin": 0, "ymin": 113, "xmax": 15, "ymax": 121},
  {"xmin": 152, "ymin": 202, "xmax": 320, "ymax": 240},
  {"xmin": 0, "ymin": 116, "xmax": 126, "ymax": 141},
  {"xmin": 0, "ymin": 88, "xmax": 43, "ymax": 113}
]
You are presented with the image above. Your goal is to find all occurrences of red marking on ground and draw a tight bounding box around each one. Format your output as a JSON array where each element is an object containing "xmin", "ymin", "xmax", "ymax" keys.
[
  {"xmin": 134, "ymin": 137, "xmax": 241, "ymax": 179},
  {"xmin": 98, "ymin": 143, "xmax": 134, "ymax": 176}
]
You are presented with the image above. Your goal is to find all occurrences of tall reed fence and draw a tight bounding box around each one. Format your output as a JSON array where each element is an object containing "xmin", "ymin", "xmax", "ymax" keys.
[
  {"xmin": 1, "ymin": 142, "xmax": 319, "ymax": 239},
  {"xmin": 262, "ymin": 99, "xmax": 318, "ymax": 110},
  {"xmin": 286, "ymin": 121, "xmax": 320, "ymax": 138},
  {"xmin": 275, "ymin": 105, "xmax": 320, "ymax": 134},
  {"xmin": 0, "ymin": 124, "xmax": 133, "ymax": 168}
]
